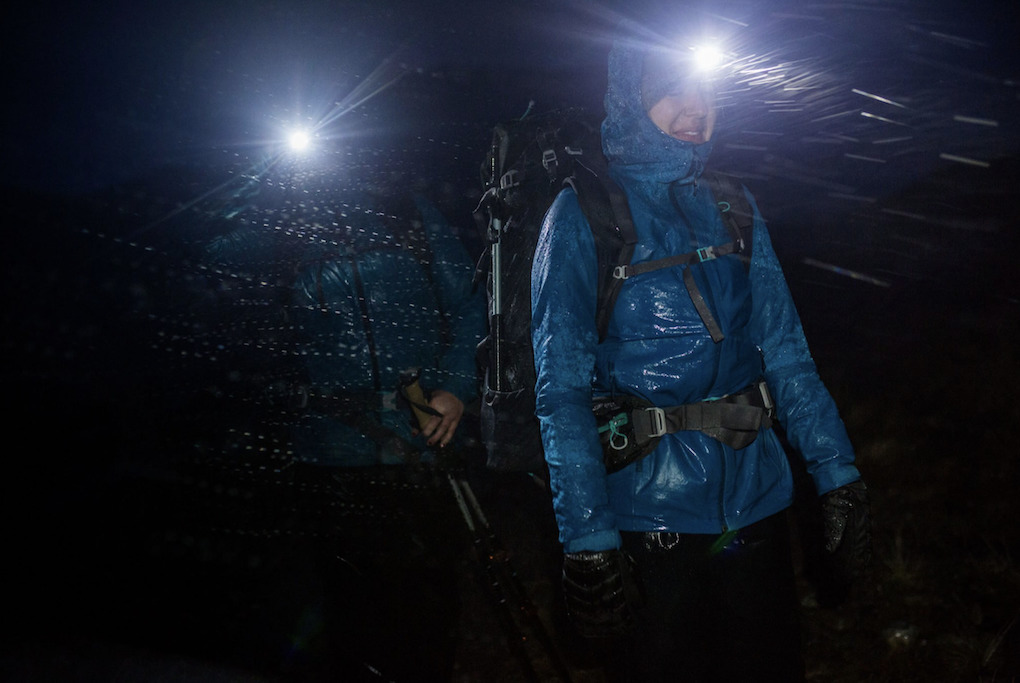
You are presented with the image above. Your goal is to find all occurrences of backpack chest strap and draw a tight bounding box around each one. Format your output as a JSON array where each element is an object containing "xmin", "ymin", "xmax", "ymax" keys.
[
  {"xmin": 612, "ymin": 238, "xmax": 744, "ymax": 280},
  {"xmin": 612, "ymin": 239, "xmax": 744, "ymax": 343}
]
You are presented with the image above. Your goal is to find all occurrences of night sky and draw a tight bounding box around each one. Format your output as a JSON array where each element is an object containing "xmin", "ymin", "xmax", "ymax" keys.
[
  {"xmin": 6, "ymin": 0, "xmax": 1015, "ymax": 315},
  {"xmin": 7, "ymin": 0, "xmax": 1018, "ymax": 198}
]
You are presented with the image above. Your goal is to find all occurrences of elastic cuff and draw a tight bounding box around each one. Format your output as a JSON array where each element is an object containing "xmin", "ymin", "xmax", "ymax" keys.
[
  {"xmin": 565, "ymin": 529, "xmax": 622, "ymax": 553},
  {"xmin": 813, "ymin": 465, "xmax": 863, "ymax": 497}
]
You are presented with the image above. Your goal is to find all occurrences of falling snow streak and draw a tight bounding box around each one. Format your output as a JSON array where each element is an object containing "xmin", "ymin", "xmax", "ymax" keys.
[
  {"xmin": 724, "ymin": 143, "xmax": 770, "ymax": 152},
  {"xmin": 810, "ymin": 110, "xmax": 859, "ymax": 124},
  {"xmin": 844, "ymin": 154, "xmax": 886, "ymax": 163},
  {"xmin": 880, "ymin": 208, "xmax": 926, "ymax": 221},
  {"xmin": 827, "ymin": 193, "xmax": 877, "ymax": 203},
  {"xmin": 919, "ymin": 29, "xmax": 988, "ymax": 50},
  {"xmin": 952, "ymin": 115, "xmax": 998, "ymax": 127},
  {"xmin": 852, "ymin": 89, "xmax": 908, "ymax": 109},
  {"xmin": 860, "ymin": 111, "xmax": 910, "ymax": 127},
  {"xmin": 938, "ymin": 153, "xmax": 991, "ymax": 168},
  {"xmin": 872, "ymin": 136, "xmax": 914, "ymax": 145},
  {"xmin": 802, "ymin": 258, "xmax": 891, "ymax": 287}
]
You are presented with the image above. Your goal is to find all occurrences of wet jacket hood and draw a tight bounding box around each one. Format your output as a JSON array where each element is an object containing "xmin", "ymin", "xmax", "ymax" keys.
[{"xmin": 601, "ymin": 43, "xmax": 713, "ymax": 188}]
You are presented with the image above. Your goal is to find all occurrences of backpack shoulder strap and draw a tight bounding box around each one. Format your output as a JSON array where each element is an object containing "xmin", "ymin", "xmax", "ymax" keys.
[
  {"xmin": 583, "ymin": 171, "xmax": 758, "ymax": 345},
  {"xmin": 703, "ymin": 172, "xmax": 754, "ymax": 268},
  {"xmin": 567, "ymin": 161, "xmax": 638, "ymax": 343}
]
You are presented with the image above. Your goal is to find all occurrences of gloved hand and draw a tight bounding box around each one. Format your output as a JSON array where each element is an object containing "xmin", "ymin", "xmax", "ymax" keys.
[
  {"xmin": 820, "ymin": 480, "xmax": 872, "ymax": 589},
  {"xmin": 562, "ymin": 549, "xmax": 643, "ymax": 638}
]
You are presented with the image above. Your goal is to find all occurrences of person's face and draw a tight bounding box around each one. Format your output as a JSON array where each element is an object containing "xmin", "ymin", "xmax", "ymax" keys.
[{"xmin": 647, "ymin": 83, "xmax": 716, "ymax": 145}]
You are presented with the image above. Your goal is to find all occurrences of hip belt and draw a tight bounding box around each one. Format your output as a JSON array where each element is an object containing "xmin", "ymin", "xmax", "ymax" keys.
[{"xmin": 594, "ymin": 380, "xmax": 775, "ymax": 474}]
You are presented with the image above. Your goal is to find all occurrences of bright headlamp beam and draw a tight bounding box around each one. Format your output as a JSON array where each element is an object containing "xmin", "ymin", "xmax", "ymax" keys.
[
  {"xmin": 287, "ymin": 129, "xmax": 311, "ymax": 152},
  {"xmin": 690, "ymin": 42, "xmax": 725, "ymax": 73}
]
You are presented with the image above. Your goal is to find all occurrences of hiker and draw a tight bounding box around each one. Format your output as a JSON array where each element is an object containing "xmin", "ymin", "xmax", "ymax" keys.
[
  {"xmin": 530, "ymin": 41, "xmax": 871, "ymax": 681},
  {"xmin": 204, "ymin": 168, "xmax": 484, "ymax": 464},
  {"xmin": 206, "ymin": 165, "xmax": 485, "ymax": 679},
  {"xmin": 287, "ymin": 177, "xmax": 484, "ymax": 674},
  {"xmin": 288, "ymin": 183, "xmax": 484, "ymax": 467}
]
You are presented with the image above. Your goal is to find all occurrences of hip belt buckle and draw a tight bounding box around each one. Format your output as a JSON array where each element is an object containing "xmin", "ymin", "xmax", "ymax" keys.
[{"xmin": 634, "ymin": 406, "xmax": 667, "ymax": 441}]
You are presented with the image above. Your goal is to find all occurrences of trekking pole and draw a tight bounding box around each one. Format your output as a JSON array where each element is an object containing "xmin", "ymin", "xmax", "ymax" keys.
[
  {"xmin": 447, "ymin": 473, "xmax": 543, "ymax": 682},
  {"xmin": 490, "ymin": 222, "xmax": 504, "ymax": 392},
  {"xmin": 484, "ymin": 131, "xmax": 507, "ymax": 394},
  {"xmin": 459, "ymin": 477, "xmax": 574, "ymax": 682},
  {"xmin": 448, "ymin": 474, "xmax": 573, "ymax": 682}
]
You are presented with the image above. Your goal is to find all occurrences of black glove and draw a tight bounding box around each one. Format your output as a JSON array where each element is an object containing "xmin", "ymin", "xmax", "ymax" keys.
[
  {"xmin": 820, "ymin": 480, "xmax": 872, "ymax": 589},
  {"xmin": 562, "ymin": 549, "xmax": 643, "ymax": 638}
]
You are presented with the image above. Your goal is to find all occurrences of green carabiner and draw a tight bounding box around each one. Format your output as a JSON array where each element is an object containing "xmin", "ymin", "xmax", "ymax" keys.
[{"xmin": 598, "ymin": 412, "xmax": 630, "ymax": 451}]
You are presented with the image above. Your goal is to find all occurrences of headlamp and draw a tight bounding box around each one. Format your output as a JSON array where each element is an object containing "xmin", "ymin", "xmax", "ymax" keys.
[
  {"xmin": 287, "ymin": 129, "xmax": 312, "ymax": 153},
  {"xmin": 689, "ymin": 42, "xmax": 725, "ymax": 74},
  {"xmin": 642, "ymin": 40, "xmax": 727, "ymax": 110}
]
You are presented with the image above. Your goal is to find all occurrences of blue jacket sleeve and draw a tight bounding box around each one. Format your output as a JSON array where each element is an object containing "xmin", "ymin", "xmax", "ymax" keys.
[
  {"xmin": 744, "ymin": 190, "xmax": 862, "ymax": 496},
  {"xmin": 414, "ymin": 196, "xmax": 485, "ymax": 403},
  {"xmin": 531, "ymin": 189, "xmax": 622, "ymax": 553}
]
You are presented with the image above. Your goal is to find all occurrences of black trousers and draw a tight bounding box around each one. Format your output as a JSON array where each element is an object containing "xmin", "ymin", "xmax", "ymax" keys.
[{"xmin": 608, "ymin": 511, "xmax": 805, "ymax": 683}]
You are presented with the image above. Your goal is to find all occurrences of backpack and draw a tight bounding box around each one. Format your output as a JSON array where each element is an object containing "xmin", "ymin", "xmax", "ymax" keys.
[{"xmin": 475, "ymin": 108, "xmax": 754, "ymax": 473}]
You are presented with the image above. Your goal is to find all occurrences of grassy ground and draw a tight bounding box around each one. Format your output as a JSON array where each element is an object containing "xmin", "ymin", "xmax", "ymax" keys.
[{"xmin": 796, "ymin": 305, "xmax": 1020, "ymax": 682}]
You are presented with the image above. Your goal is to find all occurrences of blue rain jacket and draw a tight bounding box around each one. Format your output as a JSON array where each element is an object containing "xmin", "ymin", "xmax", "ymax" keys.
[
  {"xmin": 531, "ymin": 46, "xmax": 861, "ymax": 553},
  {"xmin": 287, "ymin": 194, "xmax": 484, "ymax": 466}
]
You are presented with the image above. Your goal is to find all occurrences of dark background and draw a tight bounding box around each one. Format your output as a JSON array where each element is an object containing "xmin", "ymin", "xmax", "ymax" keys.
[{"xmin": 2, "ymin": 1, "xmax": 1018, "ymax": 680}]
